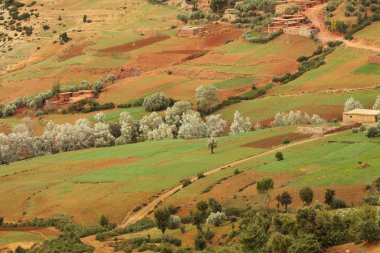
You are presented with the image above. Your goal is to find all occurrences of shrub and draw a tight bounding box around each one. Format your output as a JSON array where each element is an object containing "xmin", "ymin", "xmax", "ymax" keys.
[
  {"xmin": 194, "ymin": 232, "xmax": 206, "ymax": 250},
  {"xmin": 330, "ymin": 198, "xmax": 347, "ymax": 209},
  {"xmin": 168, "ymin": 215, "xmax": 182, "ymax": 229},
  {"xmin": 205, "ymin": 227, "xmax": 214, "ymax": 241},
  {"xmin": 366, "ymin": 127, "xmax": 379, "ymax": 138},
  {"xmin": 206, "ymin": 212, "xmax": 227, "ymax": 226},
  {"xmin": 180, "ymin": 178, "xmax": 192, "ymax": 188},
  {"xmin": 275, "ymin": 152, "xmax": 284, "ymax": 161}
]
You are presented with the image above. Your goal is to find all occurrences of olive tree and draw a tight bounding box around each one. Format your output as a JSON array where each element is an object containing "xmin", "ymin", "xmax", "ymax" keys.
[
  {"xmin": 299, "ymin": 187, "xmax": 313, "ymax": 206},
  {"xmin": 178, "ymin": 110, "xmax": 207, "ymax": 139},
  {"xmin": 195, "ymin": 85, "xmax": 220, "ymax": 112},
  {"xmin": 205, "ymin": 114, "xmax": 226, "ymax": 137},
  {"xmin": 143, "ymin": 92, "xmax": 171, "ymax": 112},
  {"xmin": 229, "ymin": 111, "xmax": 252, "ymax": 135},
  {"xmin": 344, "ymin": 97, "xmax": 363, "ymax": 112},
  {"xmin": 257, "ymin": 177, "xmax": 274, "ymax": 212}
]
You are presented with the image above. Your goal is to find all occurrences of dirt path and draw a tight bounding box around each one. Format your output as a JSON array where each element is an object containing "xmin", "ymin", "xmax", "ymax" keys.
[
  {"xmin": 305, "ymin": 4, "xmax": 380, "ymax": 52},
  {"xmin": 80, "ymin": 235, "xmax": 115, "ymax": 253},
  {"xmin": 119, "ymin": 131, "xmax": 342, "ymax": 228}
]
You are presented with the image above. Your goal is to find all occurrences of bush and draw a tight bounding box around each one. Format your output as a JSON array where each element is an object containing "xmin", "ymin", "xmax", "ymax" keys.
[
  {"xmin": 275, "ymin": 152, "xmax": 284, "ymax": 161},
  {"xmin": 244, "ymin": 30, "xmax": 283, "ymax": 44},
  {"xmin": 194, "ymin": 232, "xmax": 206, "ymax": 250},
  {"xmin": 206, "ymin": 212, "xmax": 227, "ymax": 226},
  {"xmin": 168, "ymin": 215, "xmax": 182, "ymax": 229},
  {"xmin": 143, "ymin": 92, "xmax": 171, "ymax": 112},
  {"xmin": 180, "ymin": 178, "xmax": 192, "ymax": 188},
  {"xmin": 330, "ymin": 198, "xmax": 347, "ymax": 209},
  {"xmin": 35, "ymin": 109, "xmax": 45, "ymax": 117},
  {"xmin": 366, "ymin": 127, "xmax": 379, "ymax": 138}
]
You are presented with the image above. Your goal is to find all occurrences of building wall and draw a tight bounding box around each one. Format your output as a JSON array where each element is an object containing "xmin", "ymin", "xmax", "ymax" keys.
[
  {"xmin": 368, "ymin": 55, "xmax": 380, "ymax": 64},
  {"xmin": 343, "ymin": 114, "xmax": 378, "ymax": 124}
]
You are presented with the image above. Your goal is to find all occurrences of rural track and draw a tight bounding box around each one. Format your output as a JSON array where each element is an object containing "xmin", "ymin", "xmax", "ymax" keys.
[
  {"xmin": 305, "ymin": 4, "xmax": 380, "ymax": 52},
  {"xmin": 270, "ymin": 86, "xmax": 378, "ymax": 97},
  {"xmin": 119, "ymin": 131, "xmax": 343, "ymax": 228}
]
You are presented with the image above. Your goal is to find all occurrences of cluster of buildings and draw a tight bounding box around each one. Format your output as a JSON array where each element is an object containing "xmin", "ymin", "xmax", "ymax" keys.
[
  {"xmin": 268, "ymin": 0, "xmax": 325, "ymax": 37},
  {"xmin": 46, "ymin": 90, "xmax": 95, "ymax": 109}
]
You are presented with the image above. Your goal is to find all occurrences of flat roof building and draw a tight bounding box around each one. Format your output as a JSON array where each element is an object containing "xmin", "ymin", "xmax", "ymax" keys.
[{"xmin": 343, "ymin": 109, "xmax": 380, "ymax": 124}]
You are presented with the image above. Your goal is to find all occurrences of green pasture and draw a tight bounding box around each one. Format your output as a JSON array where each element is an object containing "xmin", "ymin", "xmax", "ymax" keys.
[
  {"xmin": 0, "ymin": 232, "xmax": 45, "ymax": 247},
  {"xmin": 218, "ymin": 90, "xmax": 380, "ymax": 123}
]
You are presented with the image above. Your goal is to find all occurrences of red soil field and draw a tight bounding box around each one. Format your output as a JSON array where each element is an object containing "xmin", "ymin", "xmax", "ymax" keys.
[
  {"xmin": 98, "ymin": 35, "xmax": 170, "ymax": 53},
  {"xmin": 243, "ymin": 132, "xmax": 313, "ymax": 149}
]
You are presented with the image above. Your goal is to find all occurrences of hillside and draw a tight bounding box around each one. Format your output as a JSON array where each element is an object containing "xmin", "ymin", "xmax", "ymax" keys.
[{"xmin": 0, "ymin": 0, "xmax": 380, "ymax": 252}]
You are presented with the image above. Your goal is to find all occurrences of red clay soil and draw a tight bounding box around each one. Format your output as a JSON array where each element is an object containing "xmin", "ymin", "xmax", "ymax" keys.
[
  {"xmin": 58, "ymin": 42, "xmax": 93, "ymax": 61},
  {"xmin": 243, "ymin": 133, "xmax": 313, "ymax": 149},
  {"xmin": 325, "ymin": 242, "xmax": 380, "ymax": 253},
  {"xmin": 98, "ymin": 35, "xmax": 170, "ymax": 53}
]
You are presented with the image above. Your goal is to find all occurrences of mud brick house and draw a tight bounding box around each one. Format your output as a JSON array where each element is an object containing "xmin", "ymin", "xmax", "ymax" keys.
[
  {"xmin": 343, "ymin": 109, "xmax": 380, "ymax": 124},
  {"xmin": 368, "ymin": 53, "xmax": 380, "ymax": 64},
  {"xmin": 178, "ymin": 26, "xmax": 205, "ymax": 37}
]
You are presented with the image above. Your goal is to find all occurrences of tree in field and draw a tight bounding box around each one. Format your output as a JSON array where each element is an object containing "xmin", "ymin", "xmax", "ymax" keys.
[
  {"xmin": 229, "ymin": 111, "xmax": 252, "ymax": 135},
  {"xmin": 94, "ymin": 116, "xmax": 115, "ymax": 147},
  {"xmin": 207, "ymin": 137, "xmax": 218, "ymax": 154},
  {"xmin": 116, "ymin": 112, "xmax": 139, "ymax": 145},
  {"xmin": 139, "ymin": 112, "xmax": 164, "ymax": 140},
  {"xmin": 256, "ymin": 177, "xmax": 274, "ymax": 212},
  {"xmin": 205, "ymin": 114, "xmax": 226, "ymax": 137},
  {"xmin": 155, "ymin": 207, "xmax": 171, "ymax": 234},
  {"xmin": 165, "ymin": 100, "xmax": 192, "ymax": 126},
  {"xmin": 283, "ymin": 138, "xmax": 290, "ymax": 147},
  {"xmin": 192, "ymin": 210, "xmax": 205, "ymax": 231},
  {"xmin": 324, "ymin": 189, "xmax": 335, "ymax": 207},
  {"xmin": 195, "ymin": 85, "xmax": 220, "ymax": 112},
  {"xmin": 299, "ymin": 187, "xmax": 313, "ymax": 206},
  {"xmin": 210, "ymin": 0, "xmax": 228, "ymax": 13},
  {"xmin": 280, "ymin": 191, "xmax": 293, "ymax": 212},
  {"xmin": 206, "ymin": 212, "xmax": 227, "ymax": 227},
  {"xmin": 99, "ymin": 215, "xmax": 109, "ymax": 227},
  {"xmin": 240, "ymin": 222, "xmax": 270, "ymax": 252},
  {"xmin": 147, "ymin": 123, "xmax": 175, "ymax": 141},
  {"xmin": 208, "ymin": 198, "xmax": 222, "ymax": 212},
  {"xmin": 275, "ymin": 152, "xmax": 284, "ymax": 161},
  {"xmin": 288, "ymin": 234, "xmax": 321, "ymax": 253},
  {"xmin": 344, "ymin": 97, "xmax": 363, "ymax": 112},
  {"xmin": 196, "ymin": 200, "xmax": 209, "ymax": 221},
  {"xmin": 267, "ymin": 232, "xmax": 293, "ymax": 253},
  {"xmin": 178, "ymin": 110, "xmax": 207, "ymax": 139},
  {"xmin": 143, "ymin": 92, "xmax": 171, "ymax": 112}
]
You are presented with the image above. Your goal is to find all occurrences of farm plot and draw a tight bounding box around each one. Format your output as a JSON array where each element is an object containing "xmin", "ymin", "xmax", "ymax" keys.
[
  {"xmin": 273, "ymin": 46, "xmax": 380, "ymax": 95},
  {"xmin": 165, "ymin": 131, "xmax": 380, "ymax": 215},
  {"xmin": 218, "ymin": 89, "xmax": 380, "ymax": 124},
  {"xmin": 0, "ymin": 126, "xmax": 298, "ymax": 225}
]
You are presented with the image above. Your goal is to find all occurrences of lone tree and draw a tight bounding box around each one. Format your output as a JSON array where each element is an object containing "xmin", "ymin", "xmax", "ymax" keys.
[
  {"xmin": 275, "ymin": 152, "xmax": 284, "ymax": 161},
  {"xmin": 256, "ymin": 177, "xmax": 274, "ymax": 212},
  {"xmin": 283, "ymin": 138, "xmax": 290, "ymax": 147},
  {"xmin": 299, "ymin": 187, "xmax": 314, "ymax": 206},
  {"xmin": 280, "ymin": 191, "xmax": 293, "ymax": 212},
  {"xmin": 210, "ymin": 0, "xmax": 228, "ymax": 13},
  {"xmin": 207, "ymin": 137, "xmax": 217, "ymax": 154},
  {"xmin": 99, "ymin": 215, "xmax": 109, "ymax": 227},
  {"xmin": 324, "ymin": 189, "xmax": 335, "ymax": 207},
  {"xmin": 155, "ymin": 207, "xmax": 171, "ymax": 234},
  {"xmin": 195, "ymin": 85, "xmax": 220, "ymax": 113}
]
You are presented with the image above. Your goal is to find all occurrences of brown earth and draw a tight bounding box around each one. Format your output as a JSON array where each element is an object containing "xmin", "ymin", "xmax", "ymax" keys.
[
  {"xmin": 58, "ymin": 42, "xmax": 94, "ymax": 61},
  {"xmin": 243, "ymin": 133, "xmax": 313, "ymax": 149},
  {"xmin": 325, "ymin": 242, "xmax": 380, "ymax": 253},
  {"xmin": 99, "ymin": 35, "xmax": 170, "ymax": 53}
]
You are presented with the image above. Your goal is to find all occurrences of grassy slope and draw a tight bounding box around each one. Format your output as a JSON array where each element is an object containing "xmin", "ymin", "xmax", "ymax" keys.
[
  {"xmin": 0, "ymin": 232, "xmax": 44, "ymax": 247},
  {"xmin": 165, "ymin": 131, "xmax": 380, "ymax": 214},
  {"xmin": 0, "ymin": 126, "xmax": 296, "ymax": 225}
]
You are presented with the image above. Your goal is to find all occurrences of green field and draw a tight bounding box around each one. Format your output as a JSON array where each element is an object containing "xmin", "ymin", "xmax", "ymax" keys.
[
  {"xmin": 0, "ymin": 231, "xmax": 45, "ymax": 247},
  {"xmin": 0, "ymin": 126, "xmax": 297, "ymax": 225},
  {"xmin": 165, "ymin": 131, "xmax": 380, "ymax": 214},
  {"xmin": 218, "ymin": 90, "xmax": 380, "ymax": 123}
]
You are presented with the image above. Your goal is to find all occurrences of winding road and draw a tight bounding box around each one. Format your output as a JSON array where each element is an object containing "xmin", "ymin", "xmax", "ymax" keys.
[{"xmin": 305, "ymin": 3, "xmax": 380, "ymax": 52}]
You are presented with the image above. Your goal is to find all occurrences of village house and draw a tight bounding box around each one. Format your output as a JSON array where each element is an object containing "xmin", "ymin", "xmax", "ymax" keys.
[
  {"xmin": 46, "ymin": 90, "xmax": 95, "ymax": 109},
  {"xmin": 343, "ymin": 109, "xmax": 380, "ymax": 124},
  {"xmin": 178, "ymin": 26, "xmax": 205, "ymax": 37}
]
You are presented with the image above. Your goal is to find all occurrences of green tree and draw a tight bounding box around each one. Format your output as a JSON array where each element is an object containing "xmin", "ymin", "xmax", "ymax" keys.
[
  {"xmin": 288, "ymin": 234, "xmax": 321, "ymax": 253},
  {"xmin": 194, "ymin": 231, "xmax": 206, "ymax": 250},
  {"xmin": 275, "ymin": 152, "xmax": 284, "ymax": 161},
  {"xmin": 99, "ymin": 215, "xmax": 109, "ymax": 227},
  {"xmin": 256, "ymin": 177, "xmax": 274, "ymax": 212},
  {"xmin": 296, "ymin": 207, "xmax": 317, "ymax": 234},
  {"xmin": 240, "ymin": 223, "xmax": 269, "ymax": 252},
  {"xmin": 299, "ymin": 187, "xmax": 314, "ymax": 206},
  {"xmin": 192, "ymin": 211, "xmax": 205, "ymax": 231},
  {"xmin": 196, "ymin": 200, "xmax": 209, "ymax": 220},
  {"xmin": 195, "ymin": 85, "xmax": 220, "ymax": 112},
  {"xmin": 283, "ymin": 138, "xmax": 290, "ymax": 147},
  {"xmin": 280, "ymin": 191, "xmax": 293, "ymax": 212},
  {"xmin": 207, "ymin": 137, "xmax": 217, "ymax": 154},
  {"xmin": 267, "ymin": 232, "xmax": 293, "ymax": 253},
  {"xmin": 155, "ymin": 208, "xmax": 171, "ymax": 234},
  {"xmin": 210, "ymin": 0, "xmax": 228, "ymax": 13},
  {"xmin": 324, "ymin": 189, "xmax": 335, "ymax": 207},
  {"xmin": 208, "ymin": 198, "xmax": 222, "ymax": 212}
]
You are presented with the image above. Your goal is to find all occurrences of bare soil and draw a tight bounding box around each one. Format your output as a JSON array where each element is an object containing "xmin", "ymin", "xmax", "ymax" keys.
[
  {"xmin": 243, "ymin": 133, "xmax": 313, "ymax": 149},
  {"xmin": 99, "ymin": 35, "xmax": 170, "ymax": 53}
]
